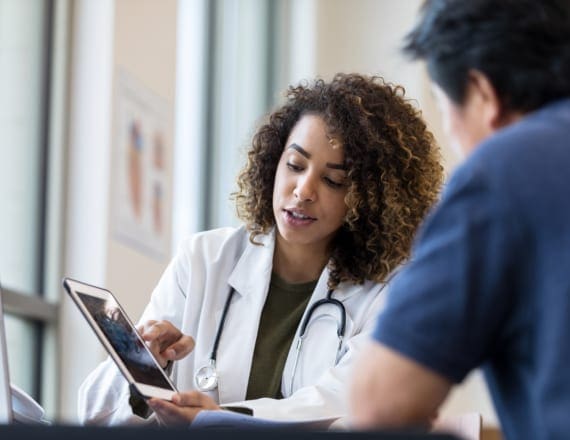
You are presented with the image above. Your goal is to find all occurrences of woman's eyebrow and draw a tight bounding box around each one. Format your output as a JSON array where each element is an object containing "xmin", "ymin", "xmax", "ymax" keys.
[
  {"xmin": 288, "ymin": 143, "xmax": 311, "ymax": 158},
  {"xmin": 288, "ymin": 143, "xmax": 346, "ymax": 170}
]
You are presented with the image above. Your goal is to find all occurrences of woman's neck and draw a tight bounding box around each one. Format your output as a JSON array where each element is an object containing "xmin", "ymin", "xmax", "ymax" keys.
[{"xmin": 272, "ymin": 238, "xmax": 329, "ymax": 284}]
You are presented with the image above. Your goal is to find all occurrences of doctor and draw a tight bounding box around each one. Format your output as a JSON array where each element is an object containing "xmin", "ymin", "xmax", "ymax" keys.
[{"xmin": 77, "ymin": 73, "xmax": 443, "ymax": 427}]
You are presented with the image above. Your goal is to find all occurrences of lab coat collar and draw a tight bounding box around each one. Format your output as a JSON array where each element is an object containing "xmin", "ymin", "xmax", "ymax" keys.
[
  {"xmin": 332, "ymin": 279, "xmax": 375, "ymax": 301},
  {"xmin": 227, "ymin": 227, "xmax": 371, "ymax": 302},
  {"xmin": 227, "ymin": 229, "xmax": 275, "ymax": 298}
]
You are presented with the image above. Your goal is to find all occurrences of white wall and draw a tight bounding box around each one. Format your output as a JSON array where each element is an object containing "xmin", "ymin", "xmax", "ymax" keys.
[
  {"xmin": 60, "ymin": 0, "xmax": 114, "ymax": 422},
  {"xmin": 287, "ymin": 0, "xmax": 460, "ymax": 172},
  {"xmin": 106, "ymin": 0, "xmax": 177, "ymax": 322},
  {"xmin": 303, "ymin": 0, "xmax": 496, "ymax": 428},
  {"xmin": 60, "ymin": 0, "xmax": 177, "ymax": 422}
]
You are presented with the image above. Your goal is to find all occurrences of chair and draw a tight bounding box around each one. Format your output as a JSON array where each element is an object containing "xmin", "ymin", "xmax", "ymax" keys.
[{"xmin": 431, "ymin": 412, "xmax": 482, "ymax": 440}]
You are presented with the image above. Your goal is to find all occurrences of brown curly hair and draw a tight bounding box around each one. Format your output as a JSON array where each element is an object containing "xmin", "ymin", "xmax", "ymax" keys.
[{"xmin": 233, "ymin": 73, "xmax": 444, "ymax": 289}]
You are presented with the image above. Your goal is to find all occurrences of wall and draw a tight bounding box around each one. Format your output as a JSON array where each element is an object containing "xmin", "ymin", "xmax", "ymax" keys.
[
  {"xmin": 312, "ymin": 0, "xmax": 461, "ymax": 172},
  {"xmin": 106, "ymin": 0, "xmax": 177, "ymax": 322},
  {"xmin": 60, "ymin": 0, "xmax": 114, "ymax": 422},
  {"xmin": 307, "ymin": 0, "xmax": 497, "ymax": 428},
  {"xmin": 59, "ymin": 0, "xmax": 177, "ymax": 422}
]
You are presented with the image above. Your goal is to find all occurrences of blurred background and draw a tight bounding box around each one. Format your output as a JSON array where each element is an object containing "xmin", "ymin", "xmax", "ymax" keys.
[{"xmin": 0, "ymin": 0, "xmax": 496, "ymax": 430}]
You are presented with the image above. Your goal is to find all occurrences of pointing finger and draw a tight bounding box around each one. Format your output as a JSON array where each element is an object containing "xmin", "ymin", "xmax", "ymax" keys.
[{"xmin": 163, "ymin": 335, "xmax": 195, "ymax": 361}]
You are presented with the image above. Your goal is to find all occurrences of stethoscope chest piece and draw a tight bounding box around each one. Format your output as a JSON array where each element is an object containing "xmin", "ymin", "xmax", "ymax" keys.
[
  {"xmin": 195, "ymin": 360, "xmax": 219, "ymax": 391},
  {"xmin": 194, "ymin": 288, "xmax": 237, "ymax": 392}
]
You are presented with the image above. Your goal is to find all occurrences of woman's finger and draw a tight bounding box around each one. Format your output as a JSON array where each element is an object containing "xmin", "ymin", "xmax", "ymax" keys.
[
  {"xmin": 173, "ymin": 391, "xmax": 219, "ymax": 410},
  {"xmin": 163, "ymin": 335, "xmax": 195, "ymax": 360}
]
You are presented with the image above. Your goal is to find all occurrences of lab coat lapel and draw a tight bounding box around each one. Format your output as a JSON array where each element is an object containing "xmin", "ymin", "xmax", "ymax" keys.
[
  {"xmin": 281, "ymin": 269, "xmax": 364, "ymax": 396},
  {"xmin": 216, "ymin": 231, "xmax": 276, "ymax": 403}
]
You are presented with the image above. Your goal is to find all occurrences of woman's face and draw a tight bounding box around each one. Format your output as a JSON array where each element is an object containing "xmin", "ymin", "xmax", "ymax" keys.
[{"xmin": 272, "ymin": 114, "xmax": 348, "ymax": 253}]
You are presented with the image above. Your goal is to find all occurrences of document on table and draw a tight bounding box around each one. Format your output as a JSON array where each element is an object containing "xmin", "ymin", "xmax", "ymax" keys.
[{"xmin": 191, "ymin": 410, "xmax": 337, "ymax": 430}]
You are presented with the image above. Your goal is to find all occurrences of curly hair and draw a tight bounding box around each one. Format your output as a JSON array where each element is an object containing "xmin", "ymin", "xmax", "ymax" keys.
[{"xmin": 233, "ymin": 73, "xmax": 444, "ymax": 289}]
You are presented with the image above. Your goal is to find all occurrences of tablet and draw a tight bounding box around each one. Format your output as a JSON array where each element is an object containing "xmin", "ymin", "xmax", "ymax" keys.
[{"xmin": 63, "ymin": 277, "xmax": 177, "ymax": 401}]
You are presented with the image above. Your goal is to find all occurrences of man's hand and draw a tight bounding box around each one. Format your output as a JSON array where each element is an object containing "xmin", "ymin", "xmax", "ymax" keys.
[
  {"xmin": 147, "ymin": 391, "xmax": 221, "ymax": 426},
  {"xmin": 137, "ymin": 320, "xmax": 195, "ymax": 368}
]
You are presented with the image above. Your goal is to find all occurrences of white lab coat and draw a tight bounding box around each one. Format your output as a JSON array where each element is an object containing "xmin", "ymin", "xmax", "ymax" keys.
[{"xmin": 77, "ymin": 226, "xmax": 389, "ymax": 426}]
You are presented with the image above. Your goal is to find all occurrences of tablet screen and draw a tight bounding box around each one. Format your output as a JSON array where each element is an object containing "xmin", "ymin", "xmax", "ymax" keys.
[{"xmin": 76, "ymin": 292, "xmax": 172, "ymax": 389}]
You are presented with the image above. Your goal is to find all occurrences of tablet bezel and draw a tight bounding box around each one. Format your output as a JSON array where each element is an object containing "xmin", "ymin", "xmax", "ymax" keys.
[{"xmin": 63, "ymin": 277, "xmax": 177, "ymax": 401}]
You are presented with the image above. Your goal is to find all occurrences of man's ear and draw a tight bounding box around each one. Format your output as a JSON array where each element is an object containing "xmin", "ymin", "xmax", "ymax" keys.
[{"xmin": 467, "ymin": 69, "xmax": 504, "ymax": 129}]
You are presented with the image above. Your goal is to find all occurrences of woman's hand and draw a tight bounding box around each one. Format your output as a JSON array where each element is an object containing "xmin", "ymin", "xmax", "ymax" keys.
[
  {"xmin": 147, "ymin": 391, "xmax": 221, "ymax": 426},
  {"xmin": 137, "ymin": 320, "xmax": 195, "ymax": 368}
]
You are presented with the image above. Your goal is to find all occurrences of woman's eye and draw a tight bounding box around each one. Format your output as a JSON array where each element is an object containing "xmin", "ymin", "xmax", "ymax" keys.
[
  {"xmin": 286, "ymin": 162, "xmax": 303, "ymax": 172},
  {"xmin": 324, "ymin": 177, "xmax": 345, "ymax": 189}
]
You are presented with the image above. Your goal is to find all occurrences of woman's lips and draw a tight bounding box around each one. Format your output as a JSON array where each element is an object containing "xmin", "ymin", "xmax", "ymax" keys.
[{"xmin": 282, "ymin": 209, "xmax": 317, "ymax": 226}]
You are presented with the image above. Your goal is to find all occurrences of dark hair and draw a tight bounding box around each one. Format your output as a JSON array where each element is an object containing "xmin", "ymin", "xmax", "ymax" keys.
[
  {"xmin": 403, "ymin": 0, "xmax": 570, "ymax": 112},
  {"xmin": 232, "ymin": 73, "xmax": 444, "ymax": 289}
]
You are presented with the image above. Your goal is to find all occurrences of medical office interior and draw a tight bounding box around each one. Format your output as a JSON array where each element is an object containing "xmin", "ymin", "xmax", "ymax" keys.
[{"xmin": 1, "ymin": 0, "xmax": 500, "ymax": 436}]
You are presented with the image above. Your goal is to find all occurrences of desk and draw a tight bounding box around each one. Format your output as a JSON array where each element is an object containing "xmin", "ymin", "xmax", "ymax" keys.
[{"xmin": 0, "ymin": 424, "xmax": 459, "ymax": 439}]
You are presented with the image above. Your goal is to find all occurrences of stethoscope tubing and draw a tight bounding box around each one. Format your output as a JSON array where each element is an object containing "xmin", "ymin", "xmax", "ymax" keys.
[
  {"xmin": 288, "ymin": 289, "xmax": 346, "ymax": 394},
  {"xmin": 209, "ymin": 287, "xmax": 236, "ymax": 362},
  {"xmin": 195, "ymin": 286, "xmax": 347, "ymax": 393},
  {"xmin": 299, "ymin": 289, "xmax": 345, "ymax": 338}
]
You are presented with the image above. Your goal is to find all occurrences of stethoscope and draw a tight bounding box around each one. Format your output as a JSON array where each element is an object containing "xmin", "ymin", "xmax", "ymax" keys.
[{"xmin": 194, "ymin": 287, "xmax": 346, "ymax": 393}]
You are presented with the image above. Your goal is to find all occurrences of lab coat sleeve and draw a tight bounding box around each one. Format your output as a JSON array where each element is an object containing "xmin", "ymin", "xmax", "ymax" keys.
[
  {"xmin": 77, "ymin": 358, "xmax": 158, "ymax": 426},
  {"xmin": 221, "ymin": 287, "xmax": 386, "ymax": 425},
  {"xmin": 76, "ymin": 242, "xmax": 189, "ymax": 426}
]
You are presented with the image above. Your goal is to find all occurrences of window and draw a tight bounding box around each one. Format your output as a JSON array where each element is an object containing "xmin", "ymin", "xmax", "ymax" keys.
[
  {"xmin": 0, "ymin": 0, "xmax": 64, "ymax": 418},
  {"xmin": 174, "ymin": 0, "xmax": 287, "ymax": 239}
]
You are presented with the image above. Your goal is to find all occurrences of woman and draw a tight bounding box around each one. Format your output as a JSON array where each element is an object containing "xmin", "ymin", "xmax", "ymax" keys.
[{"xmin": 78, "ymin": 73, "xmax": 443, "ymax": 426}]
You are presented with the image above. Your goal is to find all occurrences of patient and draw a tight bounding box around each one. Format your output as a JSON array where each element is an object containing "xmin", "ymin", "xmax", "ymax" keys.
[{"xmin": 77, "ymin": 73, "xmax": 444, "ymax": 427}]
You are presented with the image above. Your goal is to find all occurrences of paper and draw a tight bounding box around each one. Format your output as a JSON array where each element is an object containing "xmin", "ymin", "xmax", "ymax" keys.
[{"xmin": 191, "ymin": 410, "xmax": 336, "ymax": 430}]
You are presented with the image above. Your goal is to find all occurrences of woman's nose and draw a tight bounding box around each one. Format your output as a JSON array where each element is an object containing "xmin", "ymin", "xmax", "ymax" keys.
[{"xmin": 294, "ymin": 174, "xmax": 317, "ymax": 202}]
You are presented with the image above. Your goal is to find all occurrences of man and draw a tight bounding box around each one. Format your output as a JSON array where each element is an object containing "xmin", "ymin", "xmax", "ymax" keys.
[{"xmin": 349, "ymin": 1, "xmax": 570, "ymax": 439}]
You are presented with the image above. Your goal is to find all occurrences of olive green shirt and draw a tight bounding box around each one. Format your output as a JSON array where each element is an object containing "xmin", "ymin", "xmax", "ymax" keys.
[{"xmin": 245, "ymin": 272, "xmax": 317, "ymax": 400}]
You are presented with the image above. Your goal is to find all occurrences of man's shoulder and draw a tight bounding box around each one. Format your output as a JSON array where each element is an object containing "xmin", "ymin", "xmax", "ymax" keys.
[
  {"xmin": 477, "ymin": 98, "xmax": 570, "ymax": 163},
  {"xmin": 449, "ymin": 99, "xmax": 570, "ymax": 199}
]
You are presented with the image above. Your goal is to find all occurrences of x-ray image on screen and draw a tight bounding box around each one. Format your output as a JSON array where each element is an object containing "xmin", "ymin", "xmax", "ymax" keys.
[{"xmin": 77, "ymin": 292, "xmax": 171, "ymax": 389}]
